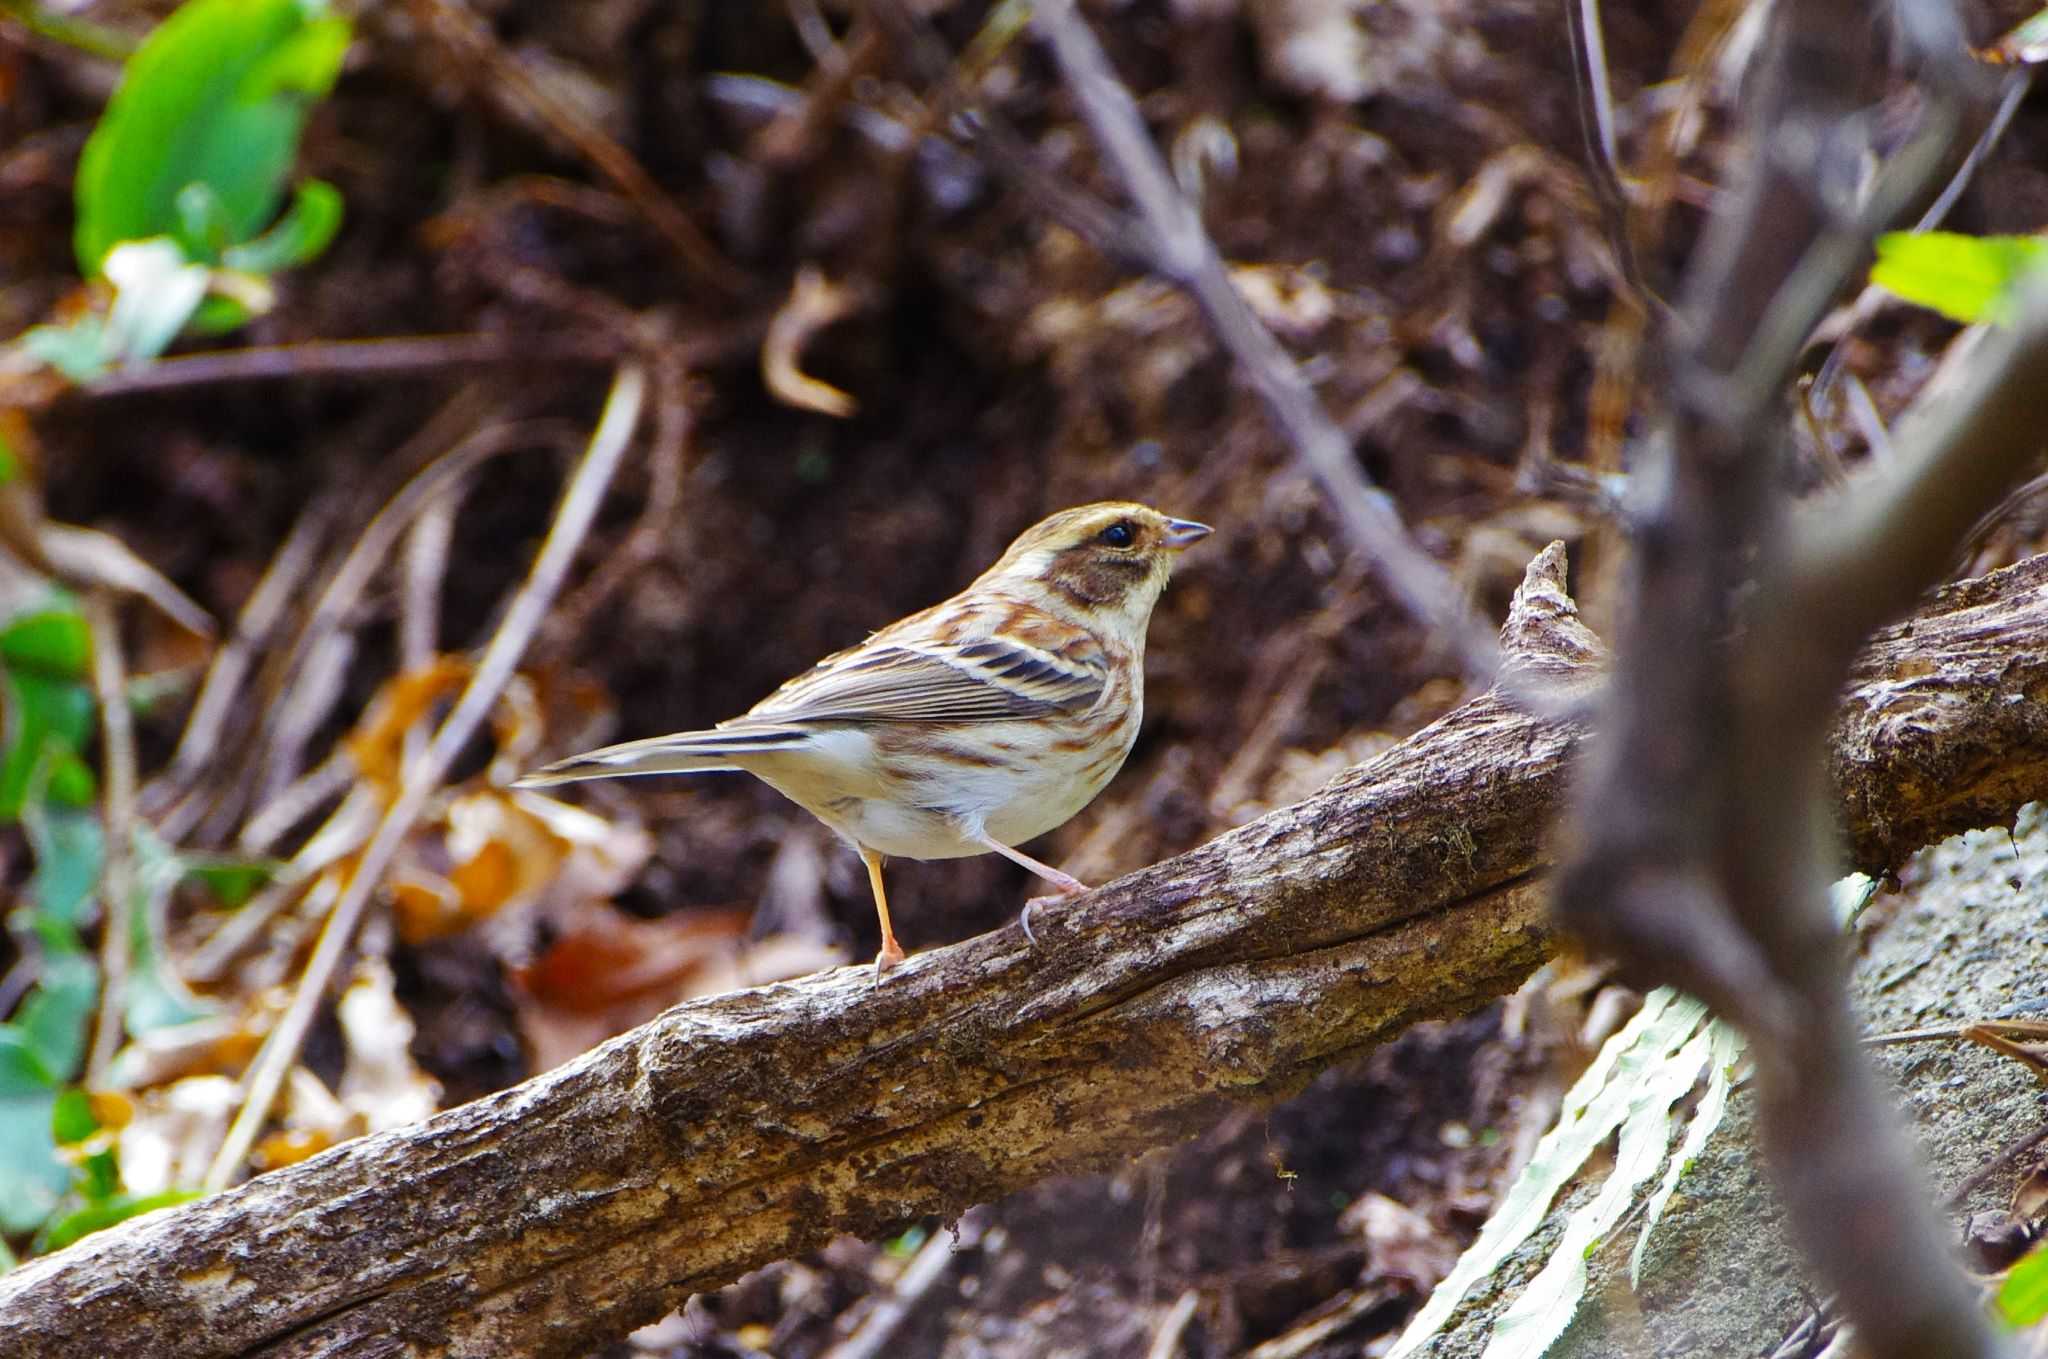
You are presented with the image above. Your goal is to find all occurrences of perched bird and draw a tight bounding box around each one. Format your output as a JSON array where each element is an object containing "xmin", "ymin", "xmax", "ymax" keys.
[{"xmin": 516, "ymin": 501, "xmax": 1211, "ymax": 972}]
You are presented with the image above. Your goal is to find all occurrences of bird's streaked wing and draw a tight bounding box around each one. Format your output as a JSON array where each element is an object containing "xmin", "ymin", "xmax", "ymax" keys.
[{"xmin": 739, "ymin": 636, "xmax": 1104, "ymax": 726}]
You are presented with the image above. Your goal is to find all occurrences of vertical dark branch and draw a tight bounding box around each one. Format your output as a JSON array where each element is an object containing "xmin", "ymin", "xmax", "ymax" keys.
[{"xmin": 1558, "ymin": 2, "xmax": 2015, "ymax": 1358}]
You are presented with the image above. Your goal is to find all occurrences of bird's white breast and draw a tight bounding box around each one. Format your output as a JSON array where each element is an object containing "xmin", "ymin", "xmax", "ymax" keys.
[{"xmin": 734, "ymin": 677, "xmax": 1141, "ymax": 862}]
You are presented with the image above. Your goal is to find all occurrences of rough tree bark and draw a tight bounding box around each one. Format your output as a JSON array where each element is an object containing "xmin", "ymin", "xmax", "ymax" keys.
[{"xmin": 5, "ymin": 545, "xmax": 2048, "ymax": 1359}]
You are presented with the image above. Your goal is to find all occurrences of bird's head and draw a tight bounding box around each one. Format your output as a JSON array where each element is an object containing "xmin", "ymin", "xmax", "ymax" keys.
[{"xmin": 982, "ymin": 501, "xmax": 1211, "ymax": 641}]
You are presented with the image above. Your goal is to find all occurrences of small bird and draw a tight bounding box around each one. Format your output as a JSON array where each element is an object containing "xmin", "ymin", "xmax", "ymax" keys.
[{"xmin": 516, "ymin": 501, "xmax": 1210, "ymax": 972}]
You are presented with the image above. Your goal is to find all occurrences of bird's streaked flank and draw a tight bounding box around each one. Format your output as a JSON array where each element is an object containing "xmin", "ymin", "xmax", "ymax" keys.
[{"xmin": 517, "ymin": 502, "xmax": 1211, "ymax": 972}]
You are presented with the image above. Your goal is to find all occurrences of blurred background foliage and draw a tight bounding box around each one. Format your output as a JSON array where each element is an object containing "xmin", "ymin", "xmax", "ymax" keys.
[{"xmin": 2, "ymin": 0, "xmax": 2048, "ymax": 1353}]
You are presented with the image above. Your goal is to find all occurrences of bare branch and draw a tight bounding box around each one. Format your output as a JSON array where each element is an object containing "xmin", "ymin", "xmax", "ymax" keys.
[
  {"xmin": 1555, "ymin": 4, "xmax": 2014, "ymax": 1357},
  {"xmin": 1784, "ymin": 278, "xmax": 2048, "ymax": 653},
  {"xmin": 75, "ymin": 333, "xmax": 620, "ymax": 398}
]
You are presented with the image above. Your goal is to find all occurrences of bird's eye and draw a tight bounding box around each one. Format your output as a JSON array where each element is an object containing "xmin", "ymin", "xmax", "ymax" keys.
[{"xmin": 1098, "ymin": 520, "xmax": 1136, "ymax": 548}]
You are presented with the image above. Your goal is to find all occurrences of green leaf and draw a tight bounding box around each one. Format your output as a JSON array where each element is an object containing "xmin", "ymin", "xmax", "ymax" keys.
[
  {"xmin": 221, "ymin": 178, "xmax": 343, "ymax": 274},
  {"xmin": 11, "ymin": 951, "xmax": 97, "ymax": 1084},
  {"xmin": 0, "ymin": 1033, "xmax": 64, "ymax": 1237},
  {"xmin": 38, "ymin": 1188, "xmax": 201, "ymax": 1253},
  {"xmin": 0, "ymin": 609, "xmax": 91, "ymax": 679},
  {"xmin": 75, "ymin": 1146, "xmax": 119, "ymax": 1201},
  {"xmin": 73, "ymin": 0, "xmax": 353, "ymax": 273},
  {"xmin": 1871, "ymin": 231, "xmax": 2048, "ymax": 324},
  {"xmin": 173, "ymin": 183, "xmax": 234, "ymax": 263},
  {"xmin": 0, "ymin": 1028, "xmax": 58, "ymax": 1095},
  {"xmin": 0, "ymin": 597, "xmax": 101, "ymax": 822},
  {"xmin": 22, "ymin": 804, "xmax": 106, "ymax": 934},
  {"xmin": 123, "ymin": 827, "xmax": 217, "ymax": 1036},
  {"xmin": 0, "ymin": 671, "xmax": 98, "ymax": 821},
  {"xmin": 49, "ymin": 1087, "xmax": 97, "ymax": 1146},
  {"xmin": 2000, "ymin": 1243, "xmax": 2048, "ymax": 1328},
  {"xmin": 182, "ymin": 855, "xmax": 283, "ymax": 909}
]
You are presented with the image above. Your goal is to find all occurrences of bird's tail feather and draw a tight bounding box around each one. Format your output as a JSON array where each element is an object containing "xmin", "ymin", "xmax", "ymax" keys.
[{"xmin": 513, "ymin": 725, "xmax": 805, "ymax": 786}]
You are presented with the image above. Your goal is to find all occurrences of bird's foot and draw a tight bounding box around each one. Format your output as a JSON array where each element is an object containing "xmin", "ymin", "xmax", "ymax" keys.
[
  {"xmin": 1018, "ymin": 878, "xmax": 1090, "ymax": 947},
  {"xmin": 872, "ymin": 941, "xmax": 907, "ymax": 977}
]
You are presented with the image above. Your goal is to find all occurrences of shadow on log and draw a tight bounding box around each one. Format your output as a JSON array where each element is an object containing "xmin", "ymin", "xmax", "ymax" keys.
[{"xmin": 4, "ymin": 544, "xmax": 2048, "ymax": 1358}]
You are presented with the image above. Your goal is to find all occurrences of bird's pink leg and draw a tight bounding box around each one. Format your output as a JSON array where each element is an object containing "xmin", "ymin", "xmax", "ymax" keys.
[
  {"xmin": 862, "ymin": 847, "xmax": 907, "ymax": 975},
  {"xmin": 971, "ymin": 834, "xmax": 1090, "ymax": 944}
]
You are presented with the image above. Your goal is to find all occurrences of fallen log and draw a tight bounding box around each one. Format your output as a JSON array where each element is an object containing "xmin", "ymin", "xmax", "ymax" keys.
[{"xmin": 5, "ymin": 545, "xmax": 2046, "ymax": 1359}]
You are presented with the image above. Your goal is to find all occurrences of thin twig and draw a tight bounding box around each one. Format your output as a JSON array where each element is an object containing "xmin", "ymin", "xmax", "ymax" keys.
[
  {"xmin": 238, "ymin": 754, "xmax": 359, "ymax": 858},
  {"xmin": 76, "ymin": 333, "xmax": 618, "ymax": 399},
  {"xmin": 204, "ymin": 365, "xmax": 648, "ymax": 1190},
  {"xmin": 404, "ymin": 0, "xmax": 739, "ymax": 294},
  {"xmin": 1143, "ymin": 1288, "xmax": 1200, "ymax": 1359},
  {"xmin": 1916, "ymin": 70, "xmax": 2031, "ymax": 235},
  {"xmin": 1025, "ymin": 0, "xmax": 1502, "ymax": 684},
  {"xmin": 147, "ymin": 508, "xmax": 326, "ymax": 817},
  {"xmin": 191, "ymin": 787, "xmax": 378, "ymax": 983},
  {"xmin": 1565, "ymin": 0, "xmax": 1647, "ymax": 297},
  {"xmin": 1944, "ymin": 1123, "xmax": 2048, "ymax": 1212},
  {"xmin": 1573, "ymin": 0, "xmax": 1621, "ymax": 195},
  {"xmin": 542, "ymin": 352, "xmax": 695, "ymax": 651},
  {"xmin": 1786, "ymin": 278, "xmax": 2048, "ymax": 653},
  {"xmin": 83, "ymin": 592, "xmax": 136, "ymax": 1085},
  {"xmin": 0, "ymin": 0, "xmax": 136, "ymax": 61},
  {"xmin": 1243, "ymin": 1286, "xmax": 1393, "ymax": 1359},
  {"xmin": 401, "ymin": 497, "xmax": 455, "ymax": 776},
  {"xmin": 247, "ymin": 419, "xmax": 581, "ymax": 817},
  {"xmin": 821, "ymin": 1210, "xmax": 987, "ymax": 1359}
]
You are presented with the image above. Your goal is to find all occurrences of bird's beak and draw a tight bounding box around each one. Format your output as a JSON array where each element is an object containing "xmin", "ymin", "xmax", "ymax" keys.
[{"xmin": 1162, "ymin": 517, "xmax": 1212, "ymax": 551}]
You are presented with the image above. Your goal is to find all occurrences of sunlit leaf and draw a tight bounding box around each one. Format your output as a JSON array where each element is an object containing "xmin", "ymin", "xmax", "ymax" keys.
[
  {"xmin": 1623, "ymin": 1017, "xmax": 1745, "ymax": 1291},
  {"xmin": 1987, "ymin": 6, "xmax": 2048, "ymax": 65},
  {"xmin": 2001, "ymin": 1242, "xmax": 2048, "ymax": 1327},
  {"xmin": 1871, "ymin": 231, "xmax": 2048, "ymax": 324},
  {"xmin": 1481, "ymin": 1025, "xmax": 1716, "ymax": 1359},
  {"xmin": 1385, "ymin": 990, "xmax": 1711, "ymax": 1359},
  {"xmin": 74, "ymin": 0, "xmax": 353, "ymax": 273}
]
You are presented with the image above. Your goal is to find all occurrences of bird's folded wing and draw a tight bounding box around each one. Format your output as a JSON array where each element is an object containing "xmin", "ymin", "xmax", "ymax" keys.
[{"xmin": 738, "ymin": 638, "xmax": 1105, "ymax": 725}]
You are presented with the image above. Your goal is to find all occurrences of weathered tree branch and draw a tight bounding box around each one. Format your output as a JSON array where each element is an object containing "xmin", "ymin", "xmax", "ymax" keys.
[{"xmin": 7, "ymin": 545, "xmax": 2048, "ymax": 1358}]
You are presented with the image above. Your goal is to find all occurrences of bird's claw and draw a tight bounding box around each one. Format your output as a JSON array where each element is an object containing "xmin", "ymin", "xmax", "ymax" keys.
[{"xmin": 1019, "ymin": 889, "xmax": 1075, "ymax": 947}]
